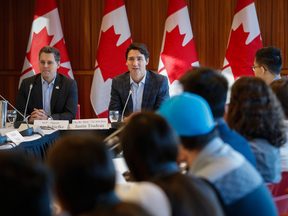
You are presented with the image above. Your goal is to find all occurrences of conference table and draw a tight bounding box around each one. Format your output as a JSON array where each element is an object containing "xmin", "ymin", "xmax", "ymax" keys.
[{"xmin": 0, "ymin": 126, "xmax": 119, "ymax": 161}]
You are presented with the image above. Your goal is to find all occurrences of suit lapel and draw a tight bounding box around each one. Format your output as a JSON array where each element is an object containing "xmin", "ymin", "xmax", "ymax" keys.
[
  {"xmin": 51, "ymin": 74, "xmax": 61, "ymax": 112},
  {"xmin": 34, "ymin": 75, "xmax": 43, "ymax": 109},
  {"xmin": 123, "ymin": 72, "xmax": 133, "ymax": 115},
  {"xmin": 142, "ymin": 70, "xmax": 153, "ymax": 109}
]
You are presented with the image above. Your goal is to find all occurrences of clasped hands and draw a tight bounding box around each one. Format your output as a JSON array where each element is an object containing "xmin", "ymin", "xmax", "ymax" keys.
[{"xmin": 28, "ymin": 108, "xmax": 49, "ymax": 122}]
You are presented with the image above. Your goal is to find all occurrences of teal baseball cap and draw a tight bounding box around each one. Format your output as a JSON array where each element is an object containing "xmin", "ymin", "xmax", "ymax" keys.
[{"xmin": 157, "ymin": 92, "xmax": 215, "ymax": 137}]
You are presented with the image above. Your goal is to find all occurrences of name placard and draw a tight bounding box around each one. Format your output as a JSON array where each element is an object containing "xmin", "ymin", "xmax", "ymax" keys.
[
  {"xmin": 34, "ymin": 120, "xmax": 69, "ymax": 130},
  {"xmin": 6, "ymin": 130, "xmax": 25, "ymax": 144},
  {"xmin": 71, "ymin": 118, "xmax": 109, "ymax": 130}
]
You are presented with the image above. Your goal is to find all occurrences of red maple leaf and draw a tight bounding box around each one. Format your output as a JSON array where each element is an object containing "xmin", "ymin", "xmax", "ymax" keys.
[
  {"xmin": 53, "ymin": 38, "xmax": 71, "ymax": 77},
  {"xmin": 223, "ymin": 24, "xmax": 262, "ymax": 80},
  {"xmin": 96, "ymin": 26, "xmax": 131, "ymax": 82},
  {"xmin": 24, "ymin": 27, "xmax": 54, "ymax": 75},
  {"xmin": 159, "ymin": 25, "xmax": 198, "ymax": 84}
]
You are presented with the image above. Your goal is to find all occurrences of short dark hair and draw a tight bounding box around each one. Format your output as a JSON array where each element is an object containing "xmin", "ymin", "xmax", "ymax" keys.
[
  {"xmin": 47, "ymin": 135, "xmax": 116, "ymax": 215},
  {"xmin": 180, "ymin": 67, "xmax": 228, "ymax": 118},
  {"xmin": 121, "ymin": 112, "xmax": 179, "ymax": 181},
  {"xmin": 255, "ymin": 46, "xmax": 282, "ymax": 75},
  {"xmin": 125, "ymin": 43, "xmax": 150, "ymax": 60},
  {"xmin": 180, "ymin": 128, "xmax": 219, "ymax": 151},
  {"xmin": 0, "ymin": 151, "xmax": 52, "ymax": 216},
  {"xmin": 39, "ymin": 46, "xmax": 61, "ymax": 63},
  {"xmin": 227, "ymin": 76, "xmax": 286, "ymax": 147},
  {"xmin": 270, "ymin": 78, "xmax": 288, "ymax": 119}
]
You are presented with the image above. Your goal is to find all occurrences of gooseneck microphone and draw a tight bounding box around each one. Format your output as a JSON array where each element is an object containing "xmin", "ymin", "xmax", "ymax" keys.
[
  {"xmin": 23, "ymin": 84, "xmax": 33, "ymax": 120},
  {"xmin": 121, "ymin": 90, "xmax": 132, "ymax": 122}
]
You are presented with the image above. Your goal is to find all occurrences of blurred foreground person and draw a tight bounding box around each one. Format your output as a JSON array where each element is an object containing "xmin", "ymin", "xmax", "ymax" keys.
[
  {"xmin": 47, "ymin": 135, "xmax": 150, "ymax": 216},
  {"xmin": 271, "ymin": 78, "xmax": 288, "ymax": 171},
  {"xmin": 227, "ymin": 76, "xmax": 286, "ymax": 183},
  {"xmin": 121, "ymin": 112, "xmax": 225, "ymax": 216},
  {"xmin": 0, "ymin": 151, "xmax": 52, "ymax": 216},
  {"xmin": 180, "ymin": 67, "xmax": 256, "ymax": 166},
  {"xmin": 158, "ymin": 92, "xmax": 278, "ymax": 216}
]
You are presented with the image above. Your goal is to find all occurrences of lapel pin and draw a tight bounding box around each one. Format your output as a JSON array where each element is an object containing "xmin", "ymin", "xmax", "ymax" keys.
[{"xmin": 56, "ymin": 86, "xmax": 59, "ymax": 89}]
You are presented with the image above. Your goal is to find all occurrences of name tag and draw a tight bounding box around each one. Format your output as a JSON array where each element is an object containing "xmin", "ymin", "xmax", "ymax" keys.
[
  {"xmin": 70, "ymin": 118, "xmax": 109, "ymax": 129},
  {"xmin": 6, "ymin": 130, "xmax": 25, "ymax": 144},
  {"xmin": 34, "ymin": 120, "xmax": 69, "ymax": 130}
]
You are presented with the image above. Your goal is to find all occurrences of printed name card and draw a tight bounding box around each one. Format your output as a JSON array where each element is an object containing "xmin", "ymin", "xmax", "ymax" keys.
[
  {"xmin": 6, "ymin": 130, "xmax": 25, "ymax": 144},
  {"xmin": 34, "ymin": 120, "xmax": 69, "ymax": 130},
  {"xmin": 71, "ymin": 118, "xmax": 109, "ymax": 130}
]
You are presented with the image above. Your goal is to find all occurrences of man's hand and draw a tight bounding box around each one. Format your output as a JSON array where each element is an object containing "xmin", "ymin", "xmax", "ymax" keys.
[
  {"xmin": 123, "ymin": 111, "xmax": 140, "ymax": 122},
  {"xmin": 29, "ymin": 108, "xmax": 48, "ymax": 122}
]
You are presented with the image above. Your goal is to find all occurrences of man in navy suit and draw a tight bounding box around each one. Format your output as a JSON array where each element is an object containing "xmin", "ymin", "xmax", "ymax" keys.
[
  {"xmin": 15, "ymin": 46, "xmax": 78, "ymax": 123},
  {"xmin": 109, "ymin": 43, "xmax": 169, "ymax": 121},
  {"xmin": 179, "ymin": 67, "xmax": 256, "ymax": 167}
]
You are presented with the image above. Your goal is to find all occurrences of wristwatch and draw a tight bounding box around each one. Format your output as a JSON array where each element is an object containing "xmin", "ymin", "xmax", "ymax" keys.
[{"xmin": 47, "ymin": 116, "xmax": 53, "ymax": 120}]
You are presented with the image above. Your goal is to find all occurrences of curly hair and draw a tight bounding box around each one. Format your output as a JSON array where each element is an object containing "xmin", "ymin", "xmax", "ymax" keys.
[{"xmin": 226, "ymin": 76, "xmax": 286, "ymax": 147}]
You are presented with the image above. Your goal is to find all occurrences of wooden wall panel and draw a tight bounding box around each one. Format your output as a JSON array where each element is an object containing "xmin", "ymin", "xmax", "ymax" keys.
[{"xmin": 1, "ymin": 0, "xmax": 288, "ymax": 119}]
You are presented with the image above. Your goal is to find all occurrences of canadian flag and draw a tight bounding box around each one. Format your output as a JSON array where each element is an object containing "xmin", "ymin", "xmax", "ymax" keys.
[
  {"xmin": 222, "ymin": 0, "xmax": 262, "ymax": 88},
  {"xmin": 158, "ymin": 0, "xmax": 199, "ymax": 96},
  {"xmin": 19, "ymin": 0, "xmax": 73, "ymax": 88},
  {"xmin": 90, "ymin": 0, "xmax": 132, "ymax": 118}
]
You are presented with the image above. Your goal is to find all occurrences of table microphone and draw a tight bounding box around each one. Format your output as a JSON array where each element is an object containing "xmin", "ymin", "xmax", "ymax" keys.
[
  {"xmin": 121, "ymin": 90, "xmax": 132, "ymax": 122},
  {"xmin": 0, "ymin": 85, "xmax": 34, "ymax": 136}
]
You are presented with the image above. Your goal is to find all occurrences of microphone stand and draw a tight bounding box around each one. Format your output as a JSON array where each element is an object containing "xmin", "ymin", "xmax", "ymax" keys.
[{"xmin": 0, "ymin": 95, "xmax": 34, "ymax": 136}]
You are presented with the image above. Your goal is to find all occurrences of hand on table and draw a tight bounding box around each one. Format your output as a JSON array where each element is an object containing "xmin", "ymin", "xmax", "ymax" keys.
[{"xmin": 29, "ymin": 109, "xmax": 48, "ymax": 122}]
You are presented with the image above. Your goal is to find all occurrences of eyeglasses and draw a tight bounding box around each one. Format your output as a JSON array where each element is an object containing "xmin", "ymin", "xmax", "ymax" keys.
[{"xmin": 251, "ymin": 65, "xmax": 261, "ymax": 71}]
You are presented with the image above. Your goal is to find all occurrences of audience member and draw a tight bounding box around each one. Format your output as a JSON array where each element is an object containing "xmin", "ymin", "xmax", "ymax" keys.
[
  {"xmin": 121, "ymin": 112, "xmax": 225, "ymax": 216},
  {"xmin": 0, "ymin": 151, "xmax": 52, "ymax": 216},
  {"xmin": 158, "ymin": 92, "xmax": 278, "ymax": 216},
  {"xmin": 270, "ymin": 78, "xmax": 288, "ymax": 172},
  {"xmin": 253, "ymin": 46, "xmax": 282, "ymax": 85},
  {"xmin": 227, "ymin": 76, "xmax": 286, "ymax": 183},
  {"xmin": 47, "ymin": 135, "xmax": 150, "ymax": 216},
  {"xmin": 179, "ymin": 67, "xmax": 256, "ymax": 166}
]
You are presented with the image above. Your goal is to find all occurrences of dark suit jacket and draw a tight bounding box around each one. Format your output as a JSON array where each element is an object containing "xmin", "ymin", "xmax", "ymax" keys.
[
  {"xmin": 109, "ymin": 69, "xmax": 169, "ymax": 116},
  {"xmin": 15, "ymin": 73, "xmax": 78, "ymax": 122}
]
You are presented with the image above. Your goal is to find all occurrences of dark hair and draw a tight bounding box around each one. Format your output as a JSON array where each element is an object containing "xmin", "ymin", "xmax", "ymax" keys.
[
  {"xmin": 270, "ymin": 78, "xmax": 288, "ymax": 119},
  {"xmin": 180, "ymin": 128, "xmax": 219, "ymax": 151},
  {"xmin": 47, "ymin": 135, "xmax": 116, "ymax": 215},
  {"xmin": 227, "ymin": 76, "xmax": 286, "ymax": 147},
  {"xmin": 180, "ymin": 67, "xmax": 228, "ymax": 118},
  {"xmin": 120, "ymin": 112, "xmax": 179, "ymax": 181},
  {"xmin": 255, "ymin": 46, "xmax": 282, "ymax": 75},
  {"xmin": 0, "ymin": 151, "xmax": 52, "ymax": 216},
  {"xmin": 39, "ymin": 46, "xmax": 61, "ymax": 63},
  {"xmin": 125, "ymin": 43, "xmax": 150, "ymax": 60}
]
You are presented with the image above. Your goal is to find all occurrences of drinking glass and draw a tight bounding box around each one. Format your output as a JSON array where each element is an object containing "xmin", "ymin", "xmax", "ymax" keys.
[
  {"xmin": 109, "ymin": 110, "xmax": 119, "ymax": 123},
  {"xmin": 7, "ymin": 110, "xmax": 17, "ymax": 127}
]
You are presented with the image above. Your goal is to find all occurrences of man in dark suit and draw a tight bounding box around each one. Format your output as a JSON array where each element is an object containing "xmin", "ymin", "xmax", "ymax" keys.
[
  {"xmin": 109, "ymin": 43, "xmax": 169, "ymax": 121},
  {"xmin": 15, "ymin": 46, "xmax": 78, "ymax": 122},
  {"xmin": 179, "ymin": 67, "xmax": 256, "ymax": 167}
]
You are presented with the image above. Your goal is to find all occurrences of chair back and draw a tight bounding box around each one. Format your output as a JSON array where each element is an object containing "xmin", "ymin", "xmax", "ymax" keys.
[
  {"xmin": 274, "ymin": 172, "xmax": 288, "ymax": 196},
  {"xmin": 274, "ymin": 194, "xmax": 288, "ymax": 214}
]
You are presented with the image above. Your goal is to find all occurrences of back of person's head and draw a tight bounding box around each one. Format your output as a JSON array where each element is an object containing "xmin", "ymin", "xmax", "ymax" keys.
[
  {"xmin": 180, "ymin": 67, "xmax": 228, "ymax": 118},
  {"xmin": 0, "ymin": 151, "xmax": 52, "ymax": 216},
  {"xmin": 158, "ymin": 92, "xmax": 217, "ymax": 150},
  {"xmin": 121, "ymin": 112, "xmax": 179, "ymax": 181},
  {"xmin": 227, "ymin": 76, "xmax": 286, "ymax": 147},
  {"xmin": 47, "ymin": 135, "xmax": 116, "ymax": 215},
  {"xmin": 255, "ymin": 46, "xmax": 282, "ymax": 75},
  {"xmin": 125, "ymin": 43, "xmax": 150, "ymax": 60},
  {"xmin": 270, "ymin": 78, "xmax": 288, "ymax": 119}
]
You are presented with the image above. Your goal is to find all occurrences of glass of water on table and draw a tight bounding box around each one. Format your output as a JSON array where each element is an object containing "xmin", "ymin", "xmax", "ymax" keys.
[
  {"xmin": 109, "ymin": 110, "xmax": 119, "ymax": 123},
  {"xmin": 7, "ymin": 110, "xmax": 17, "ymax": 128}
]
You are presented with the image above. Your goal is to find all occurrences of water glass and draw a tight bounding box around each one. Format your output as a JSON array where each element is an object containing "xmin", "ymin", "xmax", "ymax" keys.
[
  {"xmin": 7, "ymin": 110, "xmax": 17, "ymax": 127},
  {"xmin": 109, "ymin": 110, "xmax": 119, "ymax": 123}
]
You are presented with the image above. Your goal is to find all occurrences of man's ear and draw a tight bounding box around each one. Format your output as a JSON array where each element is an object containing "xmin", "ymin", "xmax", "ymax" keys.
[
  {"xmin": 177, "ymin": 144, "xmax": 188, "ymax": 163},
  {"xmin": 57, "ymin": 61, "xmax": 60, "ymax": 69},
  {"xmin": 146, "ymin": 58, "xmax": 149, "ymax": 65}
]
